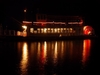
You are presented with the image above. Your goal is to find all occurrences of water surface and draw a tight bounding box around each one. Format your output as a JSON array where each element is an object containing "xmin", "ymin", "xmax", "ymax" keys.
[{"xmin": 0, "ymin": 39, "xmax": 99, "ymax": 75}]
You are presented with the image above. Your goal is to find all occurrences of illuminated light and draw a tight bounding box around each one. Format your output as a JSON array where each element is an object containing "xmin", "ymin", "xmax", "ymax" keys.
[
  {"xmin": 44, "ymin": 41, "xmax": 47, "ymax": 60},
  {"xmin": 24, "ymin": 9, "xmax": 27, "ymax": 12},
  {"xmin": 23, "ymin": 21, "xmax": 32, "ymax": 24},
  {"xmin": 41, "ymin": 28, "xmax": 43, "ymax": 33},
  {"xmin": 58, "ymin": 28, "xmax": 60, "ymax": 30},
  {"xmin": 37, "ymin": 28, "xmax": 40, "ymax": 30},
  {"xmin": 22, "ymin": 25, "xmax": 27, "ymax": 31},
  {"xmin": 22, "ymin": 25, "xmax": 27, "ymax": 37},
  {"xmin": 82, "ymin": 39, "xmax": 91, "ymax": 66},
  {"xmin": 83, "ymin": 26, "xmax": 93, "ymax": 35},
  {"xmin": 61, "ymin": 28, "xmax": 63, "ymax": 30},
  {"xmin": 68, "ymin": 22, "xmax": 83, "ymax": 24},
  {"xmin": 23, "ymin": 32, "xmax": 27, "ymax": 37},
  {"xmin": 23, "ymin": 21, "xmax": 66, "ymax": 25},
  {"xmin": 83, "ymin": 26, "xmax": 87, "ymax": 31},
  {"xmin": 51, "ymin": 28, "xmax": 53, "ymax": 30},
  {"xmin": 33, "ymin": 22, "xmax": 66, "ymax": 24},
  {"xmin": 64, "ymin": 28, "xmax": 66, "ymax": 30},
  {"xmin": 17, "ymin": 31, "xmax": 22, "ymax": 36},
  {"xmin": 22, "ymin": 25, "xmax": 27, "ymax": 29},
  {"xmin": 37, "ymin": 42, "xmax": 41, "ymax": 58},
  {"xmin": 41, "ymin": 23, "xmax": 45, "ymax": 26},
  {"xmin": 88, "ymin": 31, "xmax": 91, "ymax": 35},
  {"xmin": 41, "ymin": 28, "xmax": 43, "ymax": 30},
  {"xmin": 23, "ymin": 20, "xmax": 83, "ymax": 25},
  {"xmin": 20, "ymin": 42, "xmax": 28, "ymax": 75},
  {"xmin": 30, "ymin": 28, "xmax": 34, "ymax": 33},
  {"xmin": 79, "ymin": 22, "xmax": 83, "ymax": 24},
  {"xmin": 67, "ymin": 28, "xmax": 69, "ymax": 30},
  {"xmin": 37, "ymin": 29, "xmax": 40, "ymax": 33},
  {"xmin": 44, "ymin": 28, "xmax": 47, "ymax": 33},
  {"xmin": 54, "ymin": 42, "xmax": 58, "ymax": 63},
  {"xmin": 70, "ymin": 28, "xmax": 72, "ymax": 30},
  {"xmin": 34, "ymin": 31, "xmax": 37, "ymax": 33},
  {"xmin": 59, "ymin": 34, "xmax": 62, "ymax": 37},
  {"xmin": 48, "ymin": 28, "xmax": 50, "ymax": 30},
  {"xmin": 54, "ymin": 28, "xmax": 57, "ymax": 32},
  {"xmin": 22, "ymin": 21, "xmax": 66, "ymax": 26},
  {"xmin": 51, "ymin": 28, "xmax": 53, "ymax": 33},
  {"xmin": 40, "ymin": 41, "xmax": 47, "ymax": 65}
]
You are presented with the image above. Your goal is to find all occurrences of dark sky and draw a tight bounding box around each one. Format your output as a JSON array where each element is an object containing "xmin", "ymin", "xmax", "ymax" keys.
[
  {"xmin": 1, "ymin": 0, "xmax": 100, "ymax": 20},
  {"xmin": 0, "ymin": 0, "xmax": 100, "ymax": 32}
]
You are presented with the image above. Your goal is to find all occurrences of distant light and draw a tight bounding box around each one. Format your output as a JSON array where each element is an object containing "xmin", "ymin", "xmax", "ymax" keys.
[
  {"xmin": 17, "ymin": 31, "xmax": 22, "ymax": 36},
  {"xmin": 23, "ymin": 21, "xmax": 32, "ymax": 24},
  {"xmin": 83, "ymin": 26, "xmax": 93, "ymax": 35},
  {"xmin": 68, "ymin": 22, "xmax": 83, "ymax": 24},
  {"xmin": 22, "ymin": 21, "xmax": 66, "ymax": 25},
  {"xmin": 22, "ymin": 25, "xmax": 27, "ymax": 32},
  {"xmin": 22, "ymin": 25, "xmax": 27, "ymax": 29},
  {"xmin": 24, "ymin": 9, "xmax": 27, "ymax": 12},
  {"xmin": 59, "ymin": 34, "xmax": 62, "ymax": 37}
]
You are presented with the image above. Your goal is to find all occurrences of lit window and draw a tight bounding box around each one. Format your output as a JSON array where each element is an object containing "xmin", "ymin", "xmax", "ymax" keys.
[
  {"xmin": 41, "ymin": 28, "xmax": 43, "ymax": 33},
  {"xmin": 58, "ymin": 28, "xmax": 60, "ymax": 33},
  {"xmin": 44, "ymin": 28, "xmax": 47, "ymax": 33},
  {"xmin": 30, "ymin": 28, "xmax": 34, "ymax": 33},
  {"xmin": 70, "ymin": 28, "xmax": 72, "ymax": 31},
  {"xmin": 67, "ymin": 28, "xmax": 69, "ymax": 30},
  {"xmin": 34, "ymin": 31, "xmax": 37, "ymax": 33},
  {"xmin": 54, "ymin": 28, "xmax": 57, "ymax": 33},
  {"xmin": 51, "ymin": 28, "xmax": 53, "ymax": 33},
  {"xmin": 37, "ymin": 28, "xmax": 40, "ymax": 33},
  {"xmin": 58, "ymin": 28, "xmax": 60, "ymax": 30},
  {"xmin": 47, "ymin": 28, "xmax": 50, "ymax": 33},
  {"xmin": 48, "ymin": 28, "xmax": 50, "ymax": 30},
  {"xmin": 64, "ymin": 28, "xmax": 66, "ymax": 30},
  {"xmin": 17, "ymin": 31, "xmax": 22, "ymax": 36},
  {"xmin": 37, "ymin": 28, "xmax": 40, "ymax": 30},
  {"xmin": 61, "ymin": 28, "xmax": 63, "ymax": 30},
  {"xmin": 51, "ymin": 28, "xmax": 53, "ymax": 30},
  {"xmin": 61, "ymin": 28, "xmax": 63, "ymax": 33}
]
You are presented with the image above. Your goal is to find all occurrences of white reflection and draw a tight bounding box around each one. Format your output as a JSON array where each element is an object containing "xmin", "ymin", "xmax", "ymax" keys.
[
  {"xmin": 61, "ymin": 41, "xmax": 64, "ymax": 59},
  {"xmin": 41, "ymin": 41, "xmax": 47, "ymax": 64},
  {"xmin": 20, "ymin": 42, "xmax": 28, "ymax": 75},
  {"xmin": 82, "ymin": 39, "xmax": 91, "ymax": 66},
  {"xmin": 39, "ymin": 41, "xmax": 47, "ymax": 74},
  {"xmin": 44, "ymin": 41, "xmax": 47, "ymax": 60},
  {"xmin": 54, "ymin": 41, "xmax": 58, "ymax": 63},
  {"xmin": 37, "ymin": 42, "xmax": 40, "ymax": 58}
]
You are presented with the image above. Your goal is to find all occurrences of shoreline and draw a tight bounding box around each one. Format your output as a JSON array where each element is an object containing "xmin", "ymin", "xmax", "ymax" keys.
[{"xmin": 0, "ymin": 35, "xmax": 98, "ymax": 41}]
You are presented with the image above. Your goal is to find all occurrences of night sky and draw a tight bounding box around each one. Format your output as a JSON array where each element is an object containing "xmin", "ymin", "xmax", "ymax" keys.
[{"xmin": 0, "ymin": 0, "xmax": 100, "ymax": 35}]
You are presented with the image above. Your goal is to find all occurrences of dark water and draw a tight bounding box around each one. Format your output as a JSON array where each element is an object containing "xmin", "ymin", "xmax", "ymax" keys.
[{"xmin": 0, "ymin": 39, "xmax": 99, "ymax": 75}]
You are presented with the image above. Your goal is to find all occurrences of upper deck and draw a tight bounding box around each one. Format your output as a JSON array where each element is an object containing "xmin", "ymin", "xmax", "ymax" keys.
[{"xmin": 22, "ymin": 13, "xmax": 84, "ymax": 26}]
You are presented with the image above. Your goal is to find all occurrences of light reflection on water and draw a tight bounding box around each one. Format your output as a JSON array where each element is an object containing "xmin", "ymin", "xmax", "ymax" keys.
[
  {"xmin": 82, "ymin": 39, "xmax": 91, "ymax": 67},
  {"xmin": 20, "ymin": 42, "xmax": 28, "ymax": 75},
  {"xmin": 16, "ymin": 39, "xmax": 92, "ymax": 75}
]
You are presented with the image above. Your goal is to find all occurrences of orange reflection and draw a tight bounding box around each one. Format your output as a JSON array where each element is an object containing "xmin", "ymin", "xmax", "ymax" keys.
[
  {"xmin": 39, "ymin": 41, "xmax": 47, "ymax": 74},
  {"xmin": 54, "ymin": 41, "xmax": 58, "ymax": 64},
  {"xmin": 41, "ymin": 41, "xmax": 47, "ymax": 64},
  {"xmin": 39, "ymin": 41, "xmax": 47, "ymax": 64},
  {"xmin": 82, "ymin": 39, "xmax": 91, "ymax": 66},
  {"xmin": 37, "ymin": 42, "xmax": 41, "ymax": 59},
  {"xmin": 20, "ymin": 42, "xmax": 28, "ymax": 75}
]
